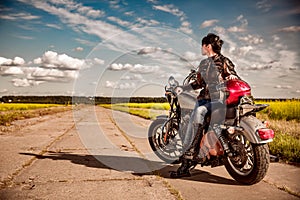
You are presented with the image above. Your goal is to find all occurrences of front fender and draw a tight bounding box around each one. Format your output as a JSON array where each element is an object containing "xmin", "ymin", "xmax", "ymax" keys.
[
  {"xmin": 239, "ymin": 115, "xmax": 272, "ymax": 144},
  {"xmin": 156, "ymin": 115, "xmax": 168, "ymax": 119}
]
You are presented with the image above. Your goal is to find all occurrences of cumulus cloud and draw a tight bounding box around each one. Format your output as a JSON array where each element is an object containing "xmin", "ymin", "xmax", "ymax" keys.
[
  {"xmin": 0, "ymin": 56, "xmax": 25, "ymax": 66},
  {"xmin": 0, "ymin": 51, "xmax": 104, "ymax": 87},
  {"xmin": 2, "ymin": 66, "xmax": 24, "ymax": 75},
  {"xmin": 200, "ymin": 19, "xmax": 219, "ymax": 28},
  {"xmin": 35, "ymin": 51, "xmax": 85, "ymax": 70}
]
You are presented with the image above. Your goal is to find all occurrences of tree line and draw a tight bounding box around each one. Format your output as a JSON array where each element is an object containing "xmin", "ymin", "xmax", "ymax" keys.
[{"xmin": 0, "ymin": 96, "xmax": 167, "ymax": 105}]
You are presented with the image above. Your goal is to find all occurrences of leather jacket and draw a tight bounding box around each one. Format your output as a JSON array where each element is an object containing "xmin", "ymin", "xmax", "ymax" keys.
[{"xmin": 190, "ymin": 54, "xmax": 239, "ymax": 101}]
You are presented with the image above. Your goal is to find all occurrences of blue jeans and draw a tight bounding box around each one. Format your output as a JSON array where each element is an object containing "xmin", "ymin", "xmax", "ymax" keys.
[{"xmin": 182, "ymin": 99, "xmax": 223, "ymax": 150}]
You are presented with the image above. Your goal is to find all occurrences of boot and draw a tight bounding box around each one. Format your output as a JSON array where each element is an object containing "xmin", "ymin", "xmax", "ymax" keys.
[
  {"xmin": 213, "ymin": 125, "xmax": 232, "ymax": 156},
  {"xmin": 170, "ymin": 159, "xmax": 192, "ymax": 178},
  {"xmin": 184, "ymin": 124, "xmax": 204, "ymax": 160}
]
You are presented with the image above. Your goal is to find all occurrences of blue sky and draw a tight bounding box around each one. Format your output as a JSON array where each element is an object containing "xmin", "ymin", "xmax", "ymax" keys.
[{"xmin": 0, "ymin": 0, "xmax": 299, "ymax": 98}]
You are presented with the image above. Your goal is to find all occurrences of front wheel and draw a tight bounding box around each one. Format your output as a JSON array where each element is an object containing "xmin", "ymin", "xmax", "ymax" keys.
[
  {"xmin": 148, "ymin": 118, "xmax": 183, "ymax": 163},
  {"xmin": 224, "ymin": 132, "xmax": 270, "ymax": 185}
]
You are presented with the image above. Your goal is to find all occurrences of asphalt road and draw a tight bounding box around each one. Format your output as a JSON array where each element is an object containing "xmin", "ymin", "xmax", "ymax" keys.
[{"xmin": 0, "ymin": 106, "xmax": 299, "ymax": 200}]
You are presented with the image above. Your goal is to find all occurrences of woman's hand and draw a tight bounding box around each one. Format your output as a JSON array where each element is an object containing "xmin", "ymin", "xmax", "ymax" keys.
[{"xmin": 226, "ymin": 74, "xmax": 238, "ymax": 80}]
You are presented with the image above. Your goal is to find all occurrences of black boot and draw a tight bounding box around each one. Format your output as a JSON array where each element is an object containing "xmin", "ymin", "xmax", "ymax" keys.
[
  {"xmin": 170, "ymin": 159, "xmax": 192, "ymax": 178},
  {"xmin": 185, "ymin": 124, "xmax": 204, "ymax": 159},
  {"xmin": 213, "ymin": 125, "xmax": 232, "ymax": 156}
]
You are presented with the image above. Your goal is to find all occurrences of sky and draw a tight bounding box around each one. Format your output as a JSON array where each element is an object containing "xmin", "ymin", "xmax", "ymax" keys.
[{"xmin": 0, "ymin": 0, "xmax": 299, "ymax": 98}]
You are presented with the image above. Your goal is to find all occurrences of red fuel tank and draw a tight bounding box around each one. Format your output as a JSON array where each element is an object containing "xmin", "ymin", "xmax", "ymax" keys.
[{"xmin": 226, "ymin": 79, "xmax": 251, "ymax": 105}]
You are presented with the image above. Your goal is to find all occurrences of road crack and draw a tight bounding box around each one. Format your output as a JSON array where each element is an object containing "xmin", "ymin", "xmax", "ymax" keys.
[{"xmin": 0, "ymin": 123, "xmax": 76, "ymax": 189}]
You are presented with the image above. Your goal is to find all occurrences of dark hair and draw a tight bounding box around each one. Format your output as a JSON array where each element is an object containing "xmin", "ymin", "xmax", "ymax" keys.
[{"xmin": 202, "ymin": 33, "xmax": 224, "ymax": 54}]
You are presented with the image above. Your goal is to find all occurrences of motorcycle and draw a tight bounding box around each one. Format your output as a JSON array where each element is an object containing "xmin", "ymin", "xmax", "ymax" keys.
[{"xmin": 148, "ymin": 69, "xmax": 274, "ymax": 185}]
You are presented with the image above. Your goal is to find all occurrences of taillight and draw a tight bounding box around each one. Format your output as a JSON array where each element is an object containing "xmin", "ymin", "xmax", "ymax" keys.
[{"xmin": 257, "ymin": 128, "xmax": 274, "ymax": 140}]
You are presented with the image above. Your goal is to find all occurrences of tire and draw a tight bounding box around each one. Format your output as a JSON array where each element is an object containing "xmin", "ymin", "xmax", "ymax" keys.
[
  {"xmin": 224, "ymin": 131, "xmax": 270, "ymax": 185},
  {"xmin": 148, "ymin": 118, "xmax": 183, "ymax": 163}
]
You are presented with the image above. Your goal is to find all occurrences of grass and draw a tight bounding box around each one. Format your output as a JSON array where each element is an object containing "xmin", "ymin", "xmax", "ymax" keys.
[
  {"xmin": 255, "ymin": 100, "xmax": 300, "ymax": 163},
  {"xmin": 100, "ymin": 103, "xmax": 168, "ymax": 120},
  {"xmin": 101, "ymin": 100, "xmax": 300, "ymax": 163},
  {"xmin": 0, "ymin": 103, "xmax": 70, "ymax": 126},
  {"xmin": 255, "ymin": 100, "xmax": 300, "ymax": 122}
]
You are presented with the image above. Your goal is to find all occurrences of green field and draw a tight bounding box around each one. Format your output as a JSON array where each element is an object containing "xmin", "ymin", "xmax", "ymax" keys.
[{"xmin": 101, "ymin": 100, "xmax": 300, "ymax": 163}]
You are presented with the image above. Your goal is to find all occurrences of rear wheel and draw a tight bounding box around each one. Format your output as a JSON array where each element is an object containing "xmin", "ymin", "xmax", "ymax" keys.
[
  {"xmin": 148, "ymin": 118, "xmax": 183, "ymax": 163},
  {"xmin": 224, "ymin": 131, "xmax": 270, "ymax": 185}
]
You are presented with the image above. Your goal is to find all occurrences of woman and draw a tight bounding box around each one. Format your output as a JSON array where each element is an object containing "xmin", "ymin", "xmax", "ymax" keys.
[{"xmin": 170, "ymin": 33, "xmax": 239, "ymax": 178}]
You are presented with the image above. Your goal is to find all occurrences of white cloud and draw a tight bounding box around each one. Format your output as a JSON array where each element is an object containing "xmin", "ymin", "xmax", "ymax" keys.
[
  {"xmin": 105, "ymin": 81, "xmax": 136, "ymax": 90},
  {"xmin": 73, "ymin": 47, "xmax": 84, "ymax": 51},
  {"xmin": 200, "ymin": 19, "xmax": 219, "ymax": 28},
  {"xmin": 228, "ymin": 15, "xmax": 248, "ymax": 33},
  {"xmin": 93, "ymin": 58, "xmax": 105, "ymax": 65},
  {"xmin": 109, "ymin": 63, "xmax": 132, "ymax": 71},
  {"xmin": 240, "ymin": 46, "xmax": 253, "ymax": 55},
  {"xmin": 152, "ymin": 4, "xmax": 184, "ymax": 17},
  {"xmin": 137, "ymin": 47, "xmax": 162, "ymax": 55},
  {"xmin": 3, "ymin": 66, "xmax": 24, "ymax": 75},
  {"xmin": 278, "ymin": 26, "xmax": 300, "ymax": 32},
  {"xmin": 135, "ymin": 18, "xmax": 160, "ymax": 27},
  {"xmin": 152, "ymin": 3, "xmax": 192, "ymax": 34},
  {"xmin": 36, "ymin": 51, "xmax": 85, "ymax": 70},
  {"xmin": 228, "ymin": 26, "xmax": 246, "ymax": 33},
  {"xmin": 46, "ymin": 23, "xmax": 62, "ymax": 29},
  {"xmin": 75, "ymin": 38, "xmax": 95, "ymax": 46},
  {"xmin": 0, "ymin": 51, "xmax": 96, "ymax": 87},
  {"xmin": 108, "ymin": 16, "xmax": 131, "ymax": 27},
  {"xmin": 182, "ymin": 51, "xmax": 200, "ymax": 61},
  {"xmin": 256, "ymin": 0, "xmax": 272, "ymax": 12},
  {"xmin": 179, "ymin": 21, "xmax": 193, "ymax": 34},
  {"xmin": 239, "ymin": 34, "xmax": 264, "ymax": 44},
  {"xmin": 0, "ymin": 56, "xmax": 25, "ymax": 66},
  {"xmin": 0, "ymin": 89, "xmax": 8, "ymax": 93},
  {"xmin": 0, "ymin": 12, "xmax": 40, "ymax": 20},
  {"xmin": 109, "ymin": 63, "xmax": 160, "ymax": 74},
  {"xmin": 11, "ymin": 78, "xmax": 43, "ymax": 87},
  {"xmin": 121, "ymin": 74, "xmax": 144, "ymax": 81}
]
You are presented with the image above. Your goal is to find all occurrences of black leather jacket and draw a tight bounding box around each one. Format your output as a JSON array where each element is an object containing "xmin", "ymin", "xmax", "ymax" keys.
[{"xmin": 190, "ymin": 54, "xmax": 239, "ymax": 101}]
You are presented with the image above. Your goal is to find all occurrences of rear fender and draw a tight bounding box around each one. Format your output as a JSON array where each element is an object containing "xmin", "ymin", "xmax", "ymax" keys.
[{"xmin": 239, "ymin": 115, "xmax": 273, "ymax": 144}]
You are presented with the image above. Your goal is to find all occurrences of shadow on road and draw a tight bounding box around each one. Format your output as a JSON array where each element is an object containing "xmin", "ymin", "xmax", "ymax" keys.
[{"xmin": 20, "ymin": 152, "xmax": 238, "ymax": 185}]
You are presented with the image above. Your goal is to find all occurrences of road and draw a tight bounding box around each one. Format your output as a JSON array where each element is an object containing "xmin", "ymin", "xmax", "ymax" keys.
[{"xmin": 0, "ymin": 105, "xmax": 299, "ymax": 200}]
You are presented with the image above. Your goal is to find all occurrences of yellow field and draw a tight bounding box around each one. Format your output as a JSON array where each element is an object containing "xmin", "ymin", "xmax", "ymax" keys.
[
  {"xmin": 0, "ymin": 103, "xmax": 61, "ymax": 111},
  {"xmin": 0, "ymin": 103, "xmax": 68, "ymax": 126}
]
